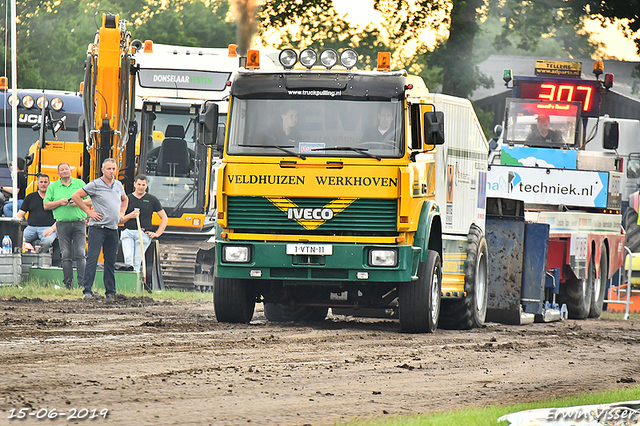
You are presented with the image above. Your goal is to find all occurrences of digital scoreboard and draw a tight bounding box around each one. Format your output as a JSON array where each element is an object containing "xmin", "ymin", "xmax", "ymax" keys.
[{"xmin": 513, "ymin": 76, "xmax": 601, "ymax": 117}]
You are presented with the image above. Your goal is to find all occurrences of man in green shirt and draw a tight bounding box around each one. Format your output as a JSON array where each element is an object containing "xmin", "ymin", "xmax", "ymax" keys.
[{"xmin": 44, "ymin": 163, "xmax": 88, "ymax": 290}]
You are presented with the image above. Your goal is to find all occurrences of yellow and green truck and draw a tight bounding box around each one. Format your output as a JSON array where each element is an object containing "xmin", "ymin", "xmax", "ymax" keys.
[{"xmin": 204, "ymin": 49, "xmax": 489, "ymax": 332}]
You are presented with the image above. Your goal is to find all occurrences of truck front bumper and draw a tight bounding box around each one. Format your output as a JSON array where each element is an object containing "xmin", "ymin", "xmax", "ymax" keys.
[{"xmin": 215, "ymin": 241, "xmax": 420, "ymax": 283}]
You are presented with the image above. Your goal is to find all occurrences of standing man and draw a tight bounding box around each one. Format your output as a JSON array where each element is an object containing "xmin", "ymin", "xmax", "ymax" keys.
[
  {"xmin": 44, "ymin": 163, "xmax": 88, "ymax": 290},
  {"xmin": 121, "ymin": 174, "xmax": 168, "ymax": 273},
  {"xmin": 18, "ymin": 173, "xmax": 57, "ymax": 252},
  {"xmin": 72, "ymin": 158, "xmax": 127, "ymax": 299}
]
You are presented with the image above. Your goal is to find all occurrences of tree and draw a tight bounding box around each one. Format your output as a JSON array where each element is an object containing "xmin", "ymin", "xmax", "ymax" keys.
[
  {"xmin": 374, "ymin": 0, "xmax": 639, "ymax": 97},
  {"xmin": 259, "ymin": 0, "xmax": 390, "ymax": 70},
  {"xmin": 0, "ymin": 0, "xmax": 236, "ymax": 91}
]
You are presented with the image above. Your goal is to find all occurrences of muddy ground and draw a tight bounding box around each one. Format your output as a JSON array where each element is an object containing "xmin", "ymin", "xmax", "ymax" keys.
[{"xmin": 0, "ymin": 296, "xmax": 638, "ymax": 426}]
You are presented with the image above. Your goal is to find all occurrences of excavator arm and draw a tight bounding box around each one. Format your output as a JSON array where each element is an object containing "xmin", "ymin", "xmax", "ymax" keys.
[{"xmin": 82, "ymin": 13, "xmax": 139, "ymax": 189}]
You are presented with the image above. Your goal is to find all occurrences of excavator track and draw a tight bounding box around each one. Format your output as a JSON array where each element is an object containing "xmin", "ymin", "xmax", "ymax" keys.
[{"xmin": 157, "ymin": 239, "xmax": 214, "ymax": 291}]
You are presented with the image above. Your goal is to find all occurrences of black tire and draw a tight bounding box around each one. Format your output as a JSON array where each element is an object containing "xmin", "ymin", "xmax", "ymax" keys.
[
  {"xmin": 588, "ymin": 243, "xmax": 608, "ymax": 318},
  {"xmin": 263, "ymin": 304, "xmax": 328, "ymax": 322},
  {"xmin": 440, "ymin": 225, "xmax": 488, "ymax": 330},
  {"xmin": 623, "ymin": 208, "xmax": 640, "ymax": 253},
  {"xmin": 213, "ymin": 277, "xmax": 255, "ymax": 323},
  {"xmin": 399, "ymin": 249, "xmax": 442, "ymax": 333},
  {"xmin": 558, "ymin": 267, "xmax": 592, "ymax": 320}
]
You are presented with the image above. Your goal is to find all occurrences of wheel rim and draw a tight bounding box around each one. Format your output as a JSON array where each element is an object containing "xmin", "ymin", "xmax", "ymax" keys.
[
  {"xmin": 431, "ymin": 266, "xmax": 440, "ymax": 325},
  {"xmin": 581, "ymin": 278, "xmax": 588, "ymax": 298},
  {"xmin": 475, "ymin": 251, "xmax": 487, "ymax": 313},
  {"xmin": 593, "ymin": 257, "xmax": 601, "ymax": 302}
]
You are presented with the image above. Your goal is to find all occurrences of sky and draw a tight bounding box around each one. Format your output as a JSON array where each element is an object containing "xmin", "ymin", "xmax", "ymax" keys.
[{"xmin": 332, "ymin": 0, "xmax": 640, "ymax": 62}]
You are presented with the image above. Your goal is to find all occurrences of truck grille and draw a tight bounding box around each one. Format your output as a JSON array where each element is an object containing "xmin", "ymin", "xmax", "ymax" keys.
[{"xmin": 227, "ymin": 196, "xmax": 397, "ymax": 235}]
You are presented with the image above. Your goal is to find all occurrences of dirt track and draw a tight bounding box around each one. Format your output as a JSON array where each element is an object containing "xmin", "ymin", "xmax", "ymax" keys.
[{"xmin": 0, "ymin": 296, "xmax": 638, "ymax": 426}]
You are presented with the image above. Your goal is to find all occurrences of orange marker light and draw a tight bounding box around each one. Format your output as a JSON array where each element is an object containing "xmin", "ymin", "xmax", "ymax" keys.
[
  {"xmin": 79, "ymin": 81, "xmax": 84, "ymax": 94},
  {"xmin": 144, "ymin": 40, "xmax": 153, "ymax": 53},
  {"xmin": 246, "ymin": 50, "xmax": 260, "ymax": 69},
  {"xmin": 377, "ymin": 52, "xmax": 391, "ymax": 71},
  {"xmin": 0, "ymin": 77, "xmax": 7, "ymax": 90},
  {"xmin": 593, "ymin": 60, "xmax": 604, "ymax": 76},
  {"xmin": 228, "ymin": 44, "xmax": 237, "ymax": 57}
]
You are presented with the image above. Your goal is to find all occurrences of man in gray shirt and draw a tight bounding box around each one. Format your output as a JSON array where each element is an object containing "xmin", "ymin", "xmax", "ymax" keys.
[{"xmin": 72, "ymin": 158, "xmax": 128, "ymax": 299}]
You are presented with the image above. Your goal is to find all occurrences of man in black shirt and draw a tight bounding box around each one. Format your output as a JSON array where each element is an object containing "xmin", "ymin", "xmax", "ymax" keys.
[
  {"xmin": 525, "ymin": 114, "xmax": 563, "ymax": 146},
  {"xmin": 17, "ymin": 173, "xmax": 57, "ymax": 251},
  {"xmin": 120, "ymin": 174, "xmax": 168, "ymax": 272}
]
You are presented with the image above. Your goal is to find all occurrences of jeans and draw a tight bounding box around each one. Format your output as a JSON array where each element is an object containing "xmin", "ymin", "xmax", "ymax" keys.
[
  {"xmin": 56, "ymin": 220, "xmax": 86, "ymax": 289},
  {"xmin": 3, "ymin": 199, "xmax": 23, "ymax": 217},
  {"xmin": 120, "ymin": 228, "xmax": 151, "ymax": 272},
  {"xmin": 22, "ymin": 226, "xmax": 57, "ymax": 251},
  {"xmin": 83, "ymin": 226, "xmax": 119, "ymax": 296}
]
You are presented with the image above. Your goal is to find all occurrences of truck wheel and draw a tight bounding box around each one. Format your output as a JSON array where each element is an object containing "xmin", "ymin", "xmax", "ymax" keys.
[
  {"xmin": 213, "ymin": 277, "xmax": 255, "ymax": 323},
  {"xmin": 588, "ymin": 244, "xmax": 608, "ymax": 318},
  {"xmin": 440, "ymin": 225, "xmax": 488, "ymax": 329},
  {"xmin": 558, "ymin": 269, "xmax": 592, "ymax": 320},
  {"xmin": 399, "ymin": 249, "xmax": 442, "ymax": 333},
  {"xmin": 623, "ymin": 208, "xmax": 640, "ymax": 252},
  {"xmin": 263, "ymin": 304, "xmax": 328, "ymax": 322}
]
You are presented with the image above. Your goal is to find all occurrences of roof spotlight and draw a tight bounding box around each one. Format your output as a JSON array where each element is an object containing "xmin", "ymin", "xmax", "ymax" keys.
[
  {"xmin": 320, "ymin": 49, "xmax": 339, "ymax": 69},
  {"xmin": 340, "ymin": 49, "xmax": 358, "ymax": 69},
  {"xmin": 22, "ymin": 95, "xmax": 34, "ymax": 109},
  {"xmin": 36, "ymin": 96, "xmax": 48, "ymax": 109},
  {"xmin": 299, "ymin": 48, "xmax": 317, "ymax": 69},
  {"xmin": 50, "ymin": 97, "xmax": 63, "ymax": 111},
  {"xmin": 7, "ymin": 94, "xmax": 18, "ymax": 107},
  {"xmin": 279, "ymin": 49, "xmax": 298, "ymax": 70}
]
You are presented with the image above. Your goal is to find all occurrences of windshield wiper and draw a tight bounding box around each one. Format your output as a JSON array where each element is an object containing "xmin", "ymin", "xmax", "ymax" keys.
[
  {"xmin": 239, "ymin": 144, "xmax": 306, "ymax": 159},
  {"xmin": 310, "ymin": 146, "xmax": 381, "ymax": 161}
]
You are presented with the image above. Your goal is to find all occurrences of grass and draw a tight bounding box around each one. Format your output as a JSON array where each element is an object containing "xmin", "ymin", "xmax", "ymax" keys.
[
  {"xmin": 0, "ymin": 278, "xmax": 213, "ymax": 302},
  {"xmin": 334, "ymin": 386, "xmax": 640, "ymax": 426}
]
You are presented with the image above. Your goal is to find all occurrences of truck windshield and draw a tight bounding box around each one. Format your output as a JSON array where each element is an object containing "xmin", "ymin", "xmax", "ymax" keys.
[
  {"xmin": 142, "ymin": 106, "xmax": 200, "ymax": 211},
  {"xmin": 227, "ymin": 99, "xmax": 404, "ymax": 158},
  {"xmin": 504, "ymin": 99, "xmax": 581, "ymax": 148}
]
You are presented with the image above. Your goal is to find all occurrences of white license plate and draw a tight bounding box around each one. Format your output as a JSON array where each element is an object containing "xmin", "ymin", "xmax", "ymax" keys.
[{"xmin": 286, "ymin": 244, "xmax": 333, "ymax": 256}]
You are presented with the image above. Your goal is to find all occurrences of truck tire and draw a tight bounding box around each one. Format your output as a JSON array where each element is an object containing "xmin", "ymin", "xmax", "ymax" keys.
[
  {"xmin": 213, "ymin": 277, "xmax": 255, "ymax": 323},
  {"xmin": 588, "ymin": 243, "xmax": 608, "ymax": 318},
  {"xmin": 440, "ymin": 225, "xmax": 488, "ymax": 329},
  {"xmin": 399, "ymin": 249, "xmax": 442, "ymax": 333},
  {"xmin": 623, "ymin": 209, "xmax": 640, "ymax": 252},
  {"xmin": 263, "ymin": 304, "xmax": 328, "ymax": 322},
  {"xmin": 558, "ymin": 269, "xmax": 592, "ymax": 320}
]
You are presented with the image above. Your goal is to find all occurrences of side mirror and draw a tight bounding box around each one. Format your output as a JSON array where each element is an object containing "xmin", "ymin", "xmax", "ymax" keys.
[
  {"xmin": 424, "ymin": 111, "xmax": 445, "ymax": 145},
  {"xmin": 603, "ymin": 121, "xmax": 619, "ymax": 150},
  {"xmin": 198, "ymin": 102, "xmax": 219, "ymax": 146},
  {"xmin": 216, "ymin": 123, "xmax": 226, "ymax": 151}
]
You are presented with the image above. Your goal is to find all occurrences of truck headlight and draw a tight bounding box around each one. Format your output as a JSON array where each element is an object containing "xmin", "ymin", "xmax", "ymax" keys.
[
  {"xmin": 368, "ymin": 249, "xmax": 398, "ymax": 267},
  {"xmin": 222, "ymin": 245, "xmax": 251, "ymax": 263}
]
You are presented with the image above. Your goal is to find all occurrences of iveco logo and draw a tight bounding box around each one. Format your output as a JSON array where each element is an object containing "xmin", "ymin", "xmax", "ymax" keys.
[{"xmin": 287, "ymin": 207, "xmax": 334, "ymax": 220}]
